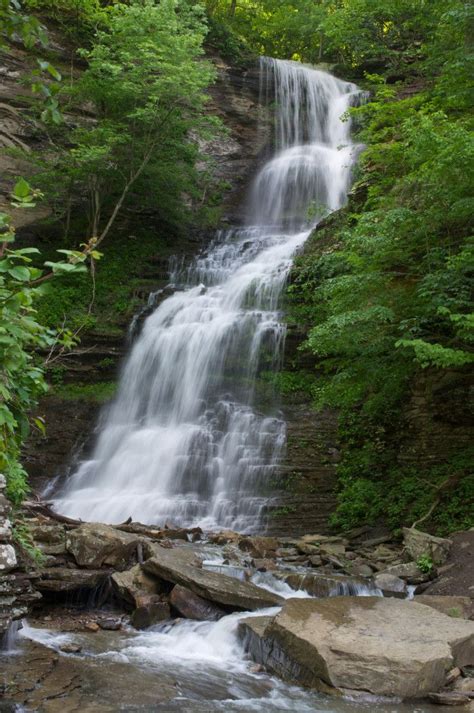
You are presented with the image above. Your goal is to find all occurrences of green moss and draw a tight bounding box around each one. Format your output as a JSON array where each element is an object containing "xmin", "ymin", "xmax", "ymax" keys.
[{"xmin": 52, "ymin": 381, "xmax": 116, "ymax": 403}]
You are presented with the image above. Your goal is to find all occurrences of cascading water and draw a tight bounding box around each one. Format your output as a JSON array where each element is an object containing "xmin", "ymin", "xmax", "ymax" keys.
[{"xmin": 53, "ymin": 58, "xmax": 362, "ymax": 529}]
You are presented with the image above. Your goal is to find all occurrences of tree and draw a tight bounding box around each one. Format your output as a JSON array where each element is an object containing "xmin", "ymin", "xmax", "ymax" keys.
[{"xmin": 40, "ymin": 0, "xmax": 217, "ymax": 243}]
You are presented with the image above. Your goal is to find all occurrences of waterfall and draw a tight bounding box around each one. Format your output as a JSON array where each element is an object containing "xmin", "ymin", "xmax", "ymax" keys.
[{"xmin": 53, "ymin": 58, "xmax": 362, "ymax": 530}]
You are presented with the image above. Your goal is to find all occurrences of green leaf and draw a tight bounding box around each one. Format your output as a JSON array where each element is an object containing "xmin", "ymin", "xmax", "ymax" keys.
[{"xmin": 8, "ymin": 266, "xmax": 31, "ymax": 281}]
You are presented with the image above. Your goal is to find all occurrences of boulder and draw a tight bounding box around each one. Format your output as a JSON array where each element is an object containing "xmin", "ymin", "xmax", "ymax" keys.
[
  {"xmin": 29, "ymin": 524, "xmax": 66, "ymax": 545},
  {"xmin": 414, "ymin": 595, "xmax": 473, "ymax": 620},
  {"xmin": 428, "ymin": 691, "xmax": 471, "ymax": 706},
  {"xmin": 374, "ymin": 573, "xmax": 406, "ymax": 598},
  {"xmin": 238, "ymin": 536, "xmax": 278, "ymax": 559},
  {"xmin": 403, "ymin": 528, "xmax": 452, "ymax": 566},
  {"xmin": 36, "ymin": 567, "xmax": 108, "ymax": 592},
  {"xmin": 131, "ymin": 597, "xmax": 170, "ymax": 629},
  {"xmin": 382, "ymin": 561, "xmax": 430, "ymax": 584},
  {"xmin": 142, "ymin": 546, "xmax": 283, "ymax": 611},
  {"xmin": 256, "ymin": 597, "xmax": 474, "ymax": 698},
  {"xmin": 169, "ymin": 584, "xmax": 226, "ymax": 621},
  {"xmin": 66, "ymin": 523, "xmax": 141, "ymax": 569},
  {"xmin": 0, "ymin": 544, "xmax": 17, "ymax": 573},
  {"xmin": 111, "ymin": 564, "xmax": 159, "ymax": 607}
]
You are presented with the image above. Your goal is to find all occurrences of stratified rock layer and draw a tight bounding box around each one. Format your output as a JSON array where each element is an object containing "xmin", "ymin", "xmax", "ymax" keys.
[
  {"xmin": 143, "ymin": 545, "xmax": 283, "ymax": 610},
  {"xmin": 244, "ymin": 597, "xmax": 474, "ymax": 698}
]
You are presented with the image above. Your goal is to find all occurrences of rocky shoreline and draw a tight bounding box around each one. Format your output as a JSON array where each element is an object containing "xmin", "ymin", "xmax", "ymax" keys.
[{"xmin": 1, "ymin": 483, "xmax": 473, "ymax": 709}]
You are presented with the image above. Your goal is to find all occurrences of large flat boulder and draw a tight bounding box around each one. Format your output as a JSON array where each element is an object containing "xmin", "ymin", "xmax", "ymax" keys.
[
  {"xmin": 257, "ymin": 597, "xmax": 474, "ymax": 698},
  {"xmin": 66, "ymin": 523, "xmax": 141, "ymax": 569},
  {"xmin": 142, "ymin": 545, "xmax": 283, "ymax": 611}
]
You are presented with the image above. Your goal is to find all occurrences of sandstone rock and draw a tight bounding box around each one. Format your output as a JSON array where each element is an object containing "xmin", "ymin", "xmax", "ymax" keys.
[
  {"xmin": 170, "ymin": 584, "xmax": 226, "ymax": 621},
  {"xmin": 252, "ymin": 558, "xmax": 277, "ymax": 572},
  {"xmin": 258, "ymin": 597, "xmax": 474, "ymax": 698},
  {"xmin": 36, "ymin": 567, "xmax": 108, "ymax": 593},
  {"xmin": 142, "ymin": 546, "xmax": 283, "ymax": 610},
  {"xmin": 382, "ymin": 561, "xmax": 430, "ymax": 584},
  {"xmin": 349, "ymin": 563, "xmax": 374, "ymax": 578},
  {"xmin": 319, "ymin": 542, "xmax": 345, "ymax": 557},
  {"xmin": 414, "ymin": 595, "xmax": 473, "ymax": 620},
  {"xmin": 111, "ymin": 564, "xmax": 158, "ymax": 607},
  {"xmin": 374, "ymin": 573, "xmax": 406, "ymax": 597},
  {"xmin": 403, "ymin": 527, "xmax": 452, "ymax": 566},
  {"xmin": 238, "ymin": 615, "xmax": 273, "ymax": 664},
  {"xmin": 273, "ymin": 571, "xmax": 376, "ymax": 598},
  {"xmin": 97, "ymin": 617, "xmax": 121, "ymax": 631},
  {"xmin": 29, "ymin": 524, "xmax": 66, "ymax": 544},
  {"xmin": 60, "ymin": 643, "xmax": 82, "ymax": 654},
  {"xmin": 67, "ymin": 523, "xmax": 141, "ymax": 569},
  {"xmin": 84, "ymin": 622, "xmax": 99, "ymax": 632},
  {"xmin": 428, "ymin": 691, "xmax": 471, "ymax": 706},
  {"xmin": 0, "ymin": 517, "xmax": 12, "ymax": 541},
  {"xmin": 131, "ymin": 597, "xmax": 170, "ymax": 629},
  {"xmin": 238, "ymin": 536, "xmax": 278, "ymax": 559},
  {"xmin": 209, "ymin": 530, "xmax": 241, "ymax": 546},
  {"xmin": 0, "ymin": 493, "xmax": 11, "ymax": 517},
  {"xmin": 0, "ymin": 544, "xmax": 17, "ymax": 573}
]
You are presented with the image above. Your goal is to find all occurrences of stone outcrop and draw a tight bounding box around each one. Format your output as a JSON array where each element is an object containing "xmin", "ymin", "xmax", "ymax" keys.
[
  {"xmin": 111, "ymin": 564, "xmax": 159, "ymax": 606},
  {"xmin": 143, "ymin": 545, "xmax": 283, "ymax": 610},
  {"xmin": 36, "ymin": 567, "xmax": 108, "ymax": 593},
  {"xmin": 0, "ymin": 475, "xmax": 40, "ymax": 640},
  {"xmin": 403, "ymin": 527, "xmax": 452, "ymax": 566},
  {"xmin": 169, "ymin": 584, "xmax": 226, "ymax": 621},
  {"xmin": 241, "ymin": 597, "xmax": 474, "ymax": 699},
  {"xmin": 66, "ymin": 523, "xmax": 142, "ymax": 569}
]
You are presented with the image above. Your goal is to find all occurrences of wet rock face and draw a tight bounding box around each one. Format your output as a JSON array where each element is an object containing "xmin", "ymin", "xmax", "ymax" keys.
[
  {"xmin": 143, "ymin": 545, "xmax": 284, "ymax": 611},
  {"xmin": 1, "ymin": 638, "xmax": 177, "ymax": 711},
  {"xmin": 242, "ymin": 597, "xmax": 474, "ymax": 699},
  {"xmin": 169, "ymin": 584, "xmax": 226, "ymax": 621}
]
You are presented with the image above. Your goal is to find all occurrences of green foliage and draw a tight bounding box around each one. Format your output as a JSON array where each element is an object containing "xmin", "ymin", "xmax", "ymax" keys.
[
  {"xmin": 12, "ymin": 520, "xmax": 45, "ymax": 565},
  {"xmin": 35, "ymin": 0, "xmax": 217, "ymax": 244},
  {"xmin": 416, "ymin": 554, "xmax": 434, "ymax": 574},
  {"xmin": 0, "ymin": 180, "xmax": 95, "ymax": 502},
  {"xmin": 53, "ymin": 381, "xmax": 116, "ymax": 403},
  {"xmin": 281, "ymin": 0, "xmax": 473, "ymax": 535}
]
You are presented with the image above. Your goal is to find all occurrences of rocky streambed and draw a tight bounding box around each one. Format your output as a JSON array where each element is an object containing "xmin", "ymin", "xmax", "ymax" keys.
[{"xmin": 1, "ymin": 490, "xmax": 474, "ymax": 711}]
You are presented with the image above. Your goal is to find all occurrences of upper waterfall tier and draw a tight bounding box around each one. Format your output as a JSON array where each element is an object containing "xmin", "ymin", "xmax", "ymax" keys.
[{"xmin": 53, "ymin": 58, "xmax": 363, "ymax": 530}]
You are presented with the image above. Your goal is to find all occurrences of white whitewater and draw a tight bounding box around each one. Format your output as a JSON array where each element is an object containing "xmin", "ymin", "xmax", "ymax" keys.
[{"xmin": 54, "ymin": 58, "xmax": 362, "ymax": 529}]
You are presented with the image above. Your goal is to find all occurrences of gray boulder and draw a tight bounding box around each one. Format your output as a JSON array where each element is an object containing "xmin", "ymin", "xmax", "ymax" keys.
[
  {"xmin": 143, "ymin": 545, "xmax": 283, "ymax": 610},
  {"xmin": 111, "ymin": 564, "xmax": 159, "ymax": 607},
  {"xmin": 374, "ymin": 572, "xmax": 406, "ymax": 597},
  {"xmin": 169, "ymin": 584, "xmax": 226, "ymax": 621},
  {"xmin": 251, "ymin": 597, "xmax": 474, "ymax": 698},
  {"xmin": 66, "ymin": 523, "xmax": 141, "ymax": 569},
  {"xmin": 130, "ymin": 597, "xmax": 170, "ymax": 629},
  {"xmin": 403, "ymin": 527, "xmax": 452, "ymax": 566}
]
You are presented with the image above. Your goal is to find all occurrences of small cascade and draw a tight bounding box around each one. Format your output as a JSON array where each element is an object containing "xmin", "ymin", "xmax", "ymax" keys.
[
  {"xmin": 1, "ymin": 619, "xmax": 22, "ymax": 655},
  {"xmin": 53, "ymin": 58, "xmax": 363, "ymax": 530}
]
